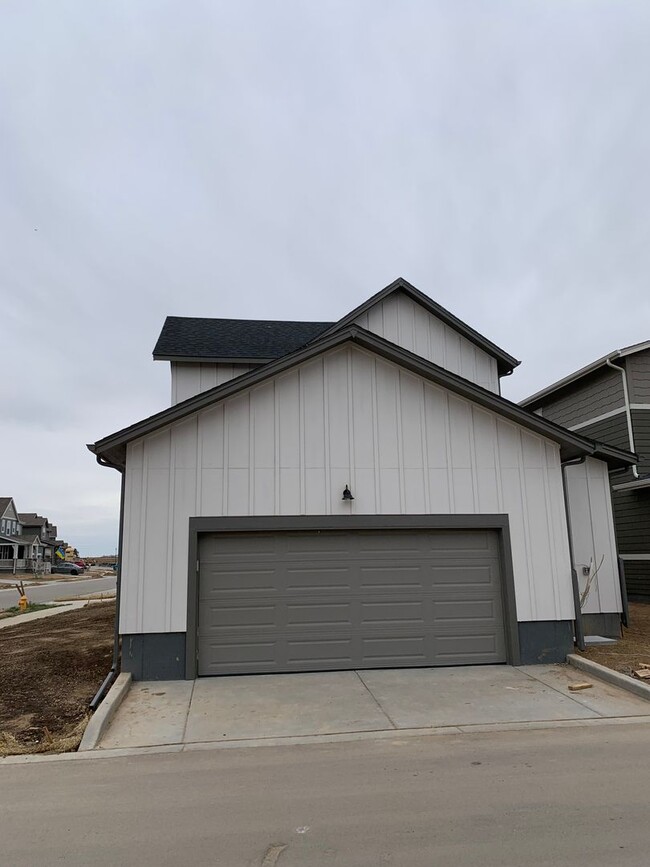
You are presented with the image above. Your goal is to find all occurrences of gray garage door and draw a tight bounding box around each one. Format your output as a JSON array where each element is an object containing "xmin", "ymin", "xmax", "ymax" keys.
[{"xmin": 197, "ymin": 529, "xmax": 507, "ymax": 675}]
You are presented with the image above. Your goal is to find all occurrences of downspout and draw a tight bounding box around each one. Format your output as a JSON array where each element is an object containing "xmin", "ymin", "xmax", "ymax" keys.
[
  {"xmin": 605, "ymin": 357, "xmax": 640, "ymax": 479},
  {"xmin": 604, "ymin": 357, "xmax": 635, "ymax": 627},
  {"xmin": 561, "ymin": 456, "xmax": 587, "ymax": 652},
  {"xmin": 89, "ymin": 456, "xmax": 125, "ymax": 711}
]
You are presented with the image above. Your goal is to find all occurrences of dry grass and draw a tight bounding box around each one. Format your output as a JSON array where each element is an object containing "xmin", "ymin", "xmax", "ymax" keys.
[
  {"xmin": 0, "ymin": 718, "xmax": 88, "ymax": 757},
  {"xmin": 578, "ymin": 602, "xmax": 650, "ymax": 677}
]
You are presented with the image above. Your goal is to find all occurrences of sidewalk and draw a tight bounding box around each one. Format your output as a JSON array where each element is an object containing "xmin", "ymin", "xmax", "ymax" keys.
[{"xmin": 0, "ymin": 598, "xmax": 114, "ymax": 630}]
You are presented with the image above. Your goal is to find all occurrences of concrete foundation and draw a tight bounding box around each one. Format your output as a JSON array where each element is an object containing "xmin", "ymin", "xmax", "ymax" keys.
[
  {"xmin": 517, "ymin": 620, "xmax": 574, "ymax": 664},
  {"xmin": 121, "ymin": 633, "xmax": 186, "ymax": 681},
  {"xmin": 581, "ymin": 612, "xmax": 622, "ymax": 639}
]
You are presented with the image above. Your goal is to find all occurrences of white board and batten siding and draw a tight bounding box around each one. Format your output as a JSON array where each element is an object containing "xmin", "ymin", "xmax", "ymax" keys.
[
  {"xmin": 564, "ymin": 458, "xmax": 622, "ymax": 615},
  {"xmin": 354, "ymin": 291, "xmax": 500, "ymax": 394},
  {"xmin": 171, "ymin": 362, "xmax": 256, "ymax": 405},
  {"xmin": 169, "ymin": 291, "xmax": 501, "ymax": 407},
  {"xmin": 121, "ymin": 344, "xmax": 575, "ymax": 635}
]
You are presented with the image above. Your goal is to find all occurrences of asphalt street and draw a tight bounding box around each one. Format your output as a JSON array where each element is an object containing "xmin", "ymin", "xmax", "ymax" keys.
[
  {"xmin": 0, "ymin": 574, "xmax": 116, "ymax": 609},
  {"xmin": 2, "ymin": 723, "xmax": 650, "ymax": 866}
]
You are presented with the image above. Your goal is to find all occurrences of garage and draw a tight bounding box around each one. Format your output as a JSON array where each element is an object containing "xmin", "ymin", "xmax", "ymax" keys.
[{"xmin": 196, "ymin": 526, "xmax": 508, "ymax": 675}]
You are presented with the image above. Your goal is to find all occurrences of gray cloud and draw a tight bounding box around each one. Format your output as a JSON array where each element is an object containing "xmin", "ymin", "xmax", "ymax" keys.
[{"xmin": 2, "ymin": 0, "xmax": 649, "ymax": 552}]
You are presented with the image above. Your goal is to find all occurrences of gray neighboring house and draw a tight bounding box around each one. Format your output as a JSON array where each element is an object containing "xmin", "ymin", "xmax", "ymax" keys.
[
  {"xmin": 90, "ymin": 278, "xmax": 634, "ymax": 681},
  {"xmin": 521, "ymin": 341, "xmax": 650, "ymax": 602},
  {"xmin": 0, "ymin": 498, "xmax": 47, "ymax": 573},
  {"xmin": 18, "ymin": 513, "xmax": 57, "ymax": 568}
]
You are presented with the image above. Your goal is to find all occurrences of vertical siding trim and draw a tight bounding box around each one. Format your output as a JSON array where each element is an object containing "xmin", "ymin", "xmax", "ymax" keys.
[
  {"xmin": 249, "ymin": 393, "xmax": 255, "ymax": 515},
  {"xmin": 274, "ymin": 381, "xmax": 281, "ymax": 514},
  {"xmin": 222, "ymin": 404, "xmax": 229, "ymax": 514},
  {"xmin": 601, "ymin": 462, "xmax": 623, "ymax": 610},
  {"xmin": 516, "ymin": 432, "xmax": 537, "ymax": 620},
  {"xmin": 468, "ymin": 408, "xmax": 479, "ymax": 512},
  {"xmin": 346, "ymin": 349, "xmax": 355, "ymax": 503},
  {"xmin": 494, "ymin": 418, "xmax": 504, "ymax": 512},
  {"xmin": 584, "ymin": 465, "xmax": 602, "ymax": 611},
  {"xmin": 136, "ymin": 445, "xmax": 148, "ymax": 633},
  {"xmin": 165, "ymin": 433, "xmax": 175, "ymax": 631},
  {"xmin": 370, "ymin": 356, "xmax": 381, "ymax": 511},
  {"xmin": 299, "ymin": 369, "xmax": 307, "ymax": 514},
  {"xmin": 443, "ymin": 391, "xmax": 456, "ymax": 511},
  {"xmin": 396, "ymin": 371, "xmax": 406, "ymax": 513},
  {"xmin": 323, "ymin": 359, "xmax": 332, "ymax": 514},
  {"xmin": 420, "ymin": 379, "xmax": 431, "ymax": 513},
  {"xmin": 541, "ymin": 446, "xmax": 561, "ymax": 618},
  {"xmin": 195, "ymin": 417, "xmax": 202, "ymax": 515}
]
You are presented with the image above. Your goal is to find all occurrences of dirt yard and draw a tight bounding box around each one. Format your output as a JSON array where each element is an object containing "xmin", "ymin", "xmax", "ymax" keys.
[
  {"xmin": 579, "ymin": 602, "xmax": 650, "ymax": 677},
  {"xmin": 0, "ymin": 602, "xmax": 115, "ymax": 755}
]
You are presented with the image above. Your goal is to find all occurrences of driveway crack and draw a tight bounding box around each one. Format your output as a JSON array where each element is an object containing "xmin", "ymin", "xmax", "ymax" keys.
[
  {"xmin": 515, "ymin": 666, "xmax": 605, "ymax": 718},
  {"xmin": 355, "ymin": 671, "xmax": 398, "ymax": 729},
  {"xmin": 181, "ymin": 679, "xmax": 196, "ymax": 744}
]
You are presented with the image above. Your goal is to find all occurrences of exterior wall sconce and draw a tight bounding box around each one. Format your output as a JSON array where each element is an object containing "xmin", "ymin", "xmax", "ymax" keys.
[{"xmin": 342, "ymin": 485, "xmax": 354, "ymax": 501}]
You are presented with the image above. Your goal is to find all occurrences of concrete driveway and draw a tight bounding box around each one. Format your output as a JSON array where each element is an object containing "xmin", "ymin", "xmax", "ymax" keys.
[{"xmin": 97, "ymin": 664, "xmax": 650, "ymax": 751}]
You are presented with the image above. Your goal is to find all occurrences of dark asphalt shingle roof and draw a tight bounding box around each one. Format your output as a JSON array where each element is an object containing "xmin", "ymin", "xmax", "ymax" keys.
[
  {"xmin": 153, "ymin": 317, "xmax": 335, "ymax": 361},
  {"xmin": 0, "ymin": 498, "xmax": 13, "ymax": 517},
  {"xmin": 18, "ymin": 513, "xmax": 47, "ymax": 526}
]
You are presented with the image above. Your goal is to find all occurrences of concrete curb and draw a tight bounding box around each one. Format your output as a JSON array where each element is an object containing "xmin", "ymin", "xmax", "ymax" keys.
[
  {"xmin": 78, "ymin": 673, "xmax": 132, "ymax": 751},
  {"xmin": 4, "ymin": 713, "xmax": 650, "ymax": 764},
  {"xmin": 567, "ymin": 654, "xmax": 650, "ymax": 702}
]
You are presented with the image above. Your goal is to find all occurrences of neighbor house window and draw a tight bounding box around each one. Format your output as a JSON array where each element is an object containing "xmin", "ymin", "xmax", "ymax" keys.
[{"xmin": 1, "ymin": 520, "xmax": 4, "ymax": 534}]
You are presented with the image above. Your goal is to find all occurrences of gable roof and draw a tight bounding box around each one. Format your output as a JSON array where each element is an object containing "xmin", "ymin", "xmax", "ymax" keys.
[
  {"xmin": 521, "ymin": 340, "xmax": 650, "ymax": 408},
  {"xmin": 317, "ymin": 278, "xmax": 520, "ymax": 376},
  {"xmin": 0, "ymin": 498, "xmax": 13, "ymax": 518},
  {"xmin": 18, "ymin": 513, "xmax": 46, "ymax": 526},
  {"xmin": 91, "ymin": 325, "xmax": 634, "ymax": 472},
  {"xmin": 151, "ymin": 278, "xmax": 520, "ymax": 375},
  {"xmin": 153, "ymin": 317, "xmax": 334, "ymax": 363}
]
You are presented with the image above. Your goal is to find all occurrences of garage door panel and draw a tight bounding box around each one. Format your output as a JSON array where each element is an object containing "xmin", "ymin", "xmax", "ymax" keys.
[
  {"xmin": 197, "ymin": 528, "xmax": 507, "ymax": 675},
  {"xmin": 435, "ymin": 632, "xmax": 505, "ymax": 660},
  {"xmin": 433, "ymin": 598, "xmax": 500, "ymax": 623},
  {"xmin": 429, "ymin": 564, "xmax": 496, "ymax": 585},
  {"xmin": 361, "ymin": 600, "xmax": 424, "ymax": 626},
  {"xmin": 201, "ymin": 593, "xmax": 503, "ymax": 632}
]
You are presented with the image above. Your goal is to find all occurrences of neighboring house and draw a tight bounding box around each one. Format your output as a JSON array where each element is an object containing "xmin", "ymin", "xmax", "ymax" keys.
[
  {"xmin": 521, "ymin": 341, "xmax": 650, "ymax": 603},
  {"xmin": 0, "ymin": 498, "xmax": 48, "ymax": 573},
  {"xmin": 18, "ymin": 513, "xmax": 57, "ymax": 568},
  {"xmin": 90, "ymin": 278, "xmax": 633, "ymax": 681}
]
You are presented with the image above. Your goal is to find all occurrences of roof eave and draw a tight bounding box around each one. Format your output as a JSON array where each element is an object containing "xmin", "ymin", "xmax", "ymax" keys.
[
  {"xmin": 612, "ymin": 476, "xmax": 650, "ymax": 491},
  {"xmin": 153, "ymin": 354, "xmax": 274, "ymax": 365},
  {"xmin": 520, "ymin": 340, "xmax": 650, "ymax": 407}
]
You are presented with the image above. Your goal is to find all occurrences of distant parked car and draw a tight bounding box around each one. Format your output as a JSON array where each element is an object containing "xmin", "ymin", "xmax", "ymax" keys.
[
  {"xmin": 52, "ymin": 561, "xmax": 82, "ymax": 576},
  {"xmin": 74, "ymin": 560, "xmax": 87, "ymax": 570}
]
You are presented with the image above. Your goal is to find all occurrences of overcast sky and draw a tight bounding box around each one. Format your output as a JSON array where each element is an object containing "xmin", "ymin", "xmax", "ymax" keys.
[{"xmin": 2, "ymin": 1, "xmax": 650, "ymax": 555}]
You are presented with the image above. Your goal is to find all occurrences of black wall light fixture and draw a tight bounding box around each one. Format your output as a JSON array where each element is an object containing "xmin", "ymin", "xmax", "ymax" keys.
[{"xmin": 342, "ymin": 485, "xmax": 354, "ymax": 501}]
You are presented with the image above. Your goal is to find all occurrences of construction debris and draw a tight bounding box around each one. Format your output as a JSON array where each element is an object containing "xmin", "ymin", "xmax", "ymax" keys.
[
  {"xmin": 568, "ymin": 682, "xmax": 593, "ymax": 692},
  {"xmin": 634, "ymin": 669, "xmax": 650, "ymax": 680}
]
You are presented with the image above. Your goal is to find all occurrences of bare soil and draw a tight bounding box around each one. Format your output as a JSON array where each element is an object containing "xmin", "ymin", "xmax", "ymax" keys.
[
  {"xmin": 0, "ymin": 602, "xmax": 115, "ymax": 755},
  {"xmin": 578, "ymin": 602, "xmax": 650, "ymax": 677}
]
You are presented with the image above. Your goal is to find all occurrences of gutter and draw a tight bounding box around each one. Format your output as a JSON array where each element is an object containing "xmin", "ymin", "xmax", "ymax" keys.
[
  {"xmin": 605, "ymin": 357, "xmax": 640, "ymax": 479},
  {"xmin": 88, "ymin": 454, "xmax": 125, "ymax": 711},
  {"xmin": 561, "ymin": 456, "xmax": 587, "ymax": 652}
]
